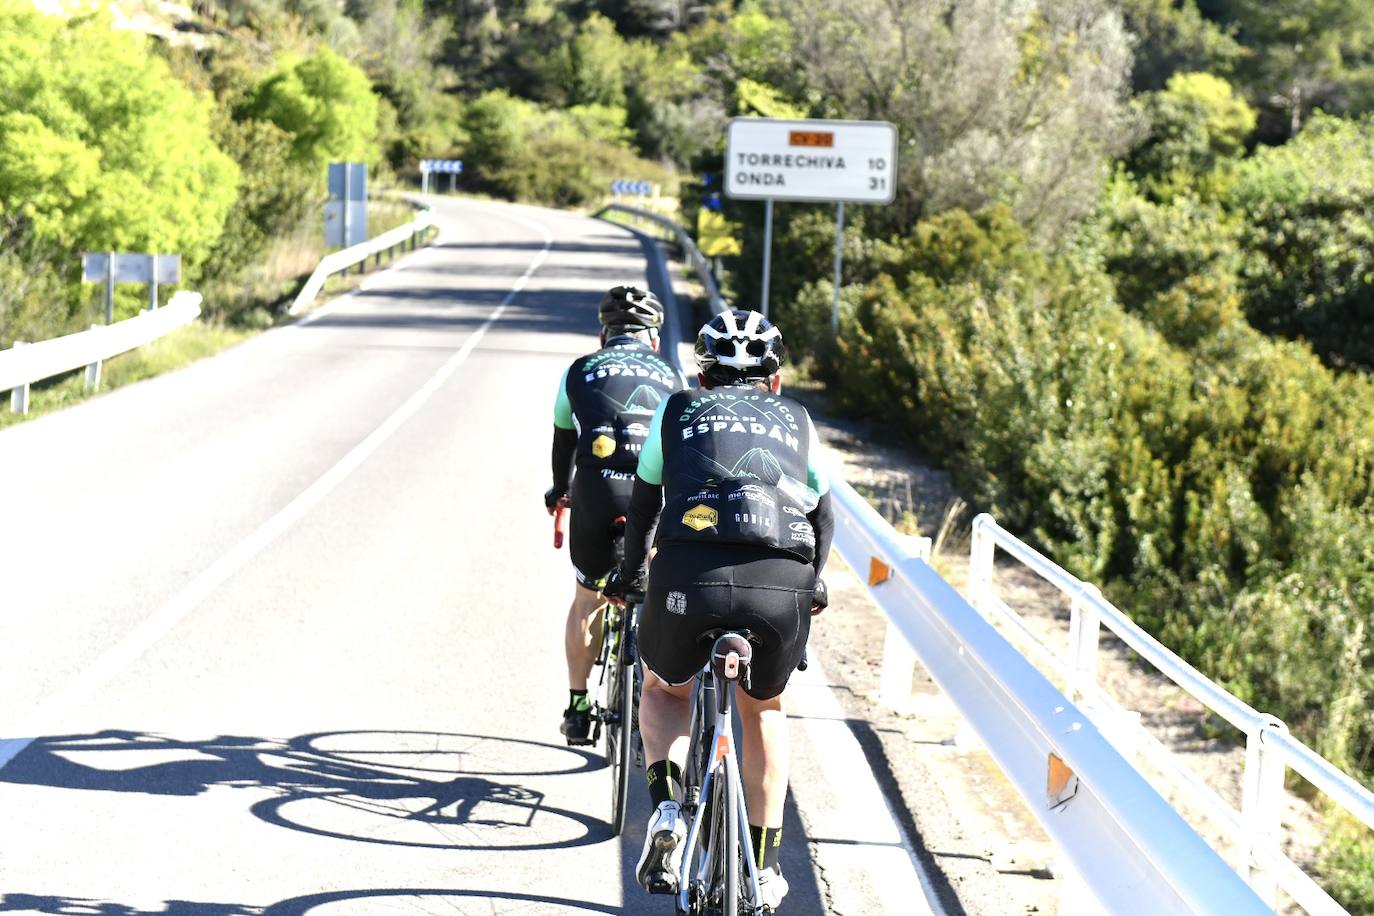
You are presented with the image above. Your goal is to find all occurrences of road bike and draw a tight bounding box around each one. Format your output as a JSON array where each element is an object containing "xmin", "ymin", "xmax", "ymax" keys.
[
  {"xmin": 675, "ymin": 630, "xmax": 766, "ymax": 916},
  {"xmin": 554, "ymin": 496, "xmax": 643, "ymax": 836}
]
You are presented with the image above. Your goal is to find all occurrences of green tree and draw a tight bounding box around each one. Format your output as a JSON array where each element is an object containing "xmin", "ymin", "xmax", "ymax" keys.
[
  {"xmin": 1113, "ymin": 0, "xmax": 1241, "ymax": 91},
  {"xmin": 1127, "ymin": 72, "xmax": 1256, "ymax": 196},
  {"xmin": 1220, "ymin": 0, "xmax": 1374, "ymax": 137},
  {"xmin": 779, "ymin": 0, "xmax": 1136, "ymax": 243},
  {"xmin": 241, "ymin": 47, "xmax": 381, "ymax": 169},
  {"xmin": 0, "ymin": 0, "xmax": 238, "ymax": 326},
  {"xmin": 353, "ymin": 0, "xmax": 460, "ymax": 165},
  {"xmin": 1227, "ymin": 112, "xmax": 1374, "ymax": 370},
  {"xmin": 567, "ymin": 13, "xmax": 628, "ymax": 107}
]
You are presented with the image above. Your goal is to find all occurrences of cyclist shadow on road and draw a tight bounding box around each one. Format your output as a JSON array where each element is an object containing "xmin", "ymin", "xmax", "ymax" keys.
[{"xmin": 1, "ymin": 728, "xmax": 605, "ymax": 852}]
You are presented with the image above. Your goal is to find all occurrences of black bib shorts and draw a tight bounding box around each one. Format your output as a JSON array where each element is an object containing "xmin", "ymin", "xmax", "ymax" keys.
[
  {"xmin": 639, "ymin": 541, "xmax": 815, "ymax": 700},
  {"xmin": 569, "ymin": 469, "xmax": 635, "ymax": 590}
]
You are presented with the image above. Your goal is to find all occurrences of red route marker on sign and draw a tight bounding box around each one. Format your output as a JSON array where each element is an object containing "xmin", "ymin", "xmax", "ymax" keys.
[{"xmin": 788, "ymin": 130, "xmax": 834, "ymax": 148}]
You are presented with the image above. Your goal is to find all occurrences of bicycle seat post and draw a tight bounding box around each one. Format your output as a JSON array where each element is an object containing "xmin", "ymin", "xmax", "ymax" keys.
[{"xmin": 709, "ymin": 632, "xmax": 753, "ymax": 716}]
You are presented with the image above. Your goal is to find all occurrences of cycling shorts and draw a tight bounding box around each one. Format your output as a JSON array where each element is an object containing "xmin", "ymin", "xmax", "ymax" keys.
[
  {"xmin": 639, "ymin": 541, "xmax": 815, "ymax": 700},
  {"xmin": 569, "ymin": 469, "xmax": 635, "ymax": 590}
]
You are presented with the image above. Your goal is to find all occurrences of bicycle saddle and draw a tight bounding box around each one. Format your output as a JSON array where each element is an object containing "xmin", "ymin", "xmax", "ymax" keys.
[{"xmin": 706, "ymin": 631, "xmax": 754, "ymax": 703}]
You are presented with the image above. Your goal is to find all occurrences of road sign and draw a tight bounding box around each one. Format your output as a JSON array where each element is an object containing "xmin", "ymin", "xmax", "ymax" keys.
[
  {"xmin": 611, "ymin": 179, "xmax": 651, "ymax": 195},
  {"xmin": 420, "ymin": 159, "xmax": 463, "ymax": 194},
  {"xmin": 82, "ymin": 253, "xmax": 181, "ymax": 284},
  {"xmin": 82, "ymin": 252, "xmax": 182, "ymax": 321},
  {"xmin": 326, "ymin": 163, "xmax": 368, "ymax": 248},
  {"xmin": 328, "ymin": 162, "xmax": 367, "ymax": 201},
  {"xmin": 725, "ymin": 118, "xmax": 898, "ymax": 204}
]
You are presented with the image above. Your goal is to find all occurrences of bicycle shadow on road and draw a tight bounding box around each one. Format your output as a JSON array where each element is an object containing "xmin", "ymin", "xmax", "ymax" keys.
[
  {"xmin": 0, "ymin": 888, "xmax": 623, "ymax": 915},
  {"xmin": 0, "ymin": 729, "xmax": 605, "ymax": 852}
]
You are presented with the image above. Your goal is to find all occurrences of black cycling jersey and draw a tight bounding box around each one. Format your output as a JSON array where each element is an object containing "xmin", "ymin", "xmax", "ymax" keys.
[
  {"xmin": 553, "ymin": 337, "xmax": 685, "ymax": 472},
  {"xmin": 551, "ymin": 335, "xmax": 686, "ymax": 588}
]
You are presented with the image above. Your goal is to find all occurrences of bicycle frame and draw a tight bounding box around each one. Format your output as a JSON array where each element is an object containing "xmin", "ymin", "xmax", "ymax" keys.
[{"xmin": 676, "ymin": 652, "xmax": 764, "ymax": 915}]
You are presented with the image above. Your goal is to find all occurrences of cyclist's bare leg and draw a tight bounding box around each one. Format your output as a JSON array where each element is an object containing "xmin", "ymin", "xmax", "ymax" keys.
[
  {"xmin": 564, "ymin": 584, "xmax": 604, "ymax": 690},
  {"xmin": 639, "ymin": 666, "xmax": 693, "ymax": 766},
  {"xmin": 737, "ymin": 689, "xmax": 789, "ymax": 828}
]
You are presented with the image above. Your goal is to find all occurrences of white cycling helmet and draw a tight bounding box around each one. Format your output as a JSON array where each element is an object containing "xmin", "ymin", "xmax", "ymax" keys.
[{"xmin": 695, "ymin": 309, "xmax": 785, "ymax": 381}]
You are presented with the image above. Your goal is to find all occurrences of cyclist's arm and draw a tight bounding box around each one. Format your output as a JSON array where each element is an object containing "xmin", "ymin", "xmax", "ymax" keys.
[
  {"xmin": 551, "ymin": 368, "xmax": 576, "ymax": 494},
  {"xmin": 805, "ymin": 414, "xmax": 834, "ymax": 576},
  {"xmin": 623, "ymin": 398, "xmax": 668, "ymax": 577}
]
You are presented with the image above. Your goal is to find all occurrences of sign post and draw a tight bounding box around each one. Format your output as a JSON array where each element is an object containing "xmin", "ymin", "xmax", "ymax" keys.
[
  {"xmin": 725, "ymin": 118, "xmax": 896, "ymax": 325},
  {"xmin": 832, "ymin": 201, "xmax": 845, "ymax": 334},
  {"xmin": 761, "ymin": 199, "xmax": 774, "ymax": 318}
]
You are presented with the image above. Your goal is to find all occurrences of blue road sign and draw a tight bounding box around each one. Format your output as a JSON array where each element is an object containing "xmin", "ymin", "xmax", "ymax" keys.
[{"xmin": 612, "ymin": 179, "xmax": 650, "ymax": 195}]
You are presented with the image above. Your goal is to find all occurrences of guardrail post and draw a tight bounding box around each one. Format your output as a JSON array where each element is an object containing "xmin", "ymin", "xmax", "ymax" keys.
[
  {"xmin": 1067, "ymin": 582, "xmax": 1103, "ymax": 702},
  {"xmin": 968, "ymin": 514, "xmax": 996, "ymax": 612},
  {"xmin": 9, "ymin": 341, "xmax": 30, "ymax": 414},
  {"xmin": 84, "ymin": 325, "xmax": 102, "ymax": 392},
  {"xmin": 878, "ymin": 538, "xmax": 931, "ymax": 710},
  {"xmin": 1240, "ymin": 716, "xmax": 1287, "ymax": 905}
]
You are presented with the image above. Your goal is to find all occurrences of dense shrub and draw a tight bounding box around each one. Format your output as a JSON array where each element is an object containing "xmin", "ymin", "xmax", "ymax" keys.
[
  {"xmin": 826, "ymin": 206, "xmax": 1374, "ymax": 793},
  {"xmin": 1227, "ymin": 113, "xmax": 1374, "ymax": 370},
  {"xmin": 459, "ymin": 90, "xmax": 669, "ymax": 207},
  {"xmin": 240, "ymin": 48, "xmax": 381, "ymax": 170}
]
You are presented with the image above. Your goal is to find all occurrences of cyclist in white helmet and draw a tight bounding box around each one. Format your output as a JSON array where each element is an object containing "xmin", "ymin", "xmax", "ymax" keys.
[{"xmin": 606, "ymin": 309, "xmax": 834, "ymax": 912}]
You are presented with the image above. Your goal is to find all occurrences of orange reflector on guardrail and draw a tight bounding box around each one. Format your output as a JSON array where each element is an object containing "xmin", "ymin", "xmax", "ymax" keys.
[
  {"xmin": 1048, "ymin": 753, "xmax": 1079, "ymax": 809},
  {"xmin": 868, "ymin": 557, "xmax": 893, "ymax": 586}
]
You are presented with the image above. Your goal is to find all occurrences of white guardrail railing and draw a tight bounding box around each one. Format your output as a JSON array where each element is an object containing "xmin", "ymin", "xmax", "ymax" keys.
[
  {"xmin": 968, "ymin": 514, "xmax": 1374, "ymax": 915},
  {"xmin": 288, "ymin": 208, "xmax": 438, "ymax": 316},
  {"xmin": 601, "ymin": 203, "xmax": 1308, "ymax": 914},
  {"xmin": 0, "ymin": 291, "xmax": 203, "ymax": 415}
]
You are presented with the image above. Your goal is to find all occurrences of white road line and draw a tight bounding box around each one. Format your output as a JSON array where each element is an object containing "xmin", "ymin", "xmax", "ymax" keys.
[
  {"xmin": 0, "ymin": 215, "xmax": 554, "ymax": 771},
  {"xmin": 788, "ymin": 653, "xmax": 951, "ymax": 916}
]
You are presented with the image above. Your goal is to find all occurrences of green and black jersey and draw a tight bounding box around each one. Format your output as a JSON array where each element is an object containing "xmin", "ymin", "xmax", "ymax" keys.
[{"xmin": 636, "ymin": 386, "xmax": 829, "ymax": 563}]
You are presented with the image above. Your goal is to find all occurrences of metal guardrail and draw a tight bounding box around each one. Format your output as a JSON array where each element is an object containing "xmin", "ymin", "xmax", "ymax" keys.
[
  {"xmin": 628, "ymin": 207, "xmax": 1275, "ymax": 913},
  {"xmin": 0, "ymin": 291, "xmax": 203, "ymax": 414},
  {"xmin": 967, "ymin": 513, "xmax": 1374, "ymax": 915},
  {"xmin": 288, "ymin": 209, "xmax": 437, "ymax": 316}
]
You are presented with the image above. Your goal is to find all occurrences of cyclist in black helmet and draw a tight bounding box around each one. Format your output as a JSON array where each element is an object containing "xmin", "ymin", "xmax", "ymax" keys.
[
  {"xmin": 546, "ymin": 285, "xmax": 689, "ymax": 745},
  {"xmin": 605, "ymin": 308, "xmax": 834, "ymax": 911}
]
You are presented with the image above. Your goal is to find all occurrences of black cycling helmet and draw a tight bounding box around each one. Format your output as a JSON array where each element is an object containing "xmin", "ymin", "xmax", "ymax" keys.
[
  {"xmin": 599, "ymin": 285, "xmax": 664, "ymax": 332},
  {"xmin": 695, "ymin": 309, "xmax": 785, "ymax": 382}
]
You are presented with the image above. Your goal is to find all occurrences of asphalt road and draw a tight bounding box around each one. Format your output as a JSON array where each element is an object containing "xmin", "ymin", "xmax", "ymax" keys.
[{"xmin": 0, "ymin": 197, "xmax": 934, "ymax": 915}]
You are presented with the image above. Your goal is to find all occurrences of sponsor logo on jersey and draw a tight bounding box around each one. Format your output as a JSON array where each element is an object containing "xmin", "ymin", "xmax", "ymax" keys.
[
  {"xmin": 688, "ymin": 489, "xmax": 717, "ymax": 503},
  {"xmin": 734, "ymin": 512, "xmax": 772, "ymax": 527},
  {"xmin": 601, "ymin": 469, "xmax": 635, "ymax": 481},
  {"xmin": 728, "ymin": 485, "xmax": 777, "ymax": 507},
  {"xmin": 666, "ymin": 591, "xmax": 688, "ymax": 615},
  {"xmin": 682, "ymin": 505, "xmax": 718, "ymax": 531},
  {"xmin": 788, "ymin": 521, "xmax": 812, "ymax": 532},
  {"xmin": 591, "ymin": 435, "xmax": 616, "ymax": 458},
  {"xmin": 783, "ymin": 505, "xmax": 806, "ymax": 517}
]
